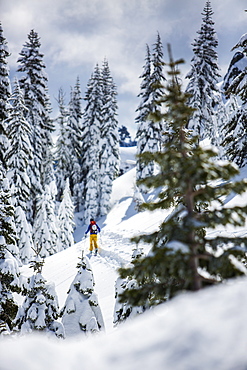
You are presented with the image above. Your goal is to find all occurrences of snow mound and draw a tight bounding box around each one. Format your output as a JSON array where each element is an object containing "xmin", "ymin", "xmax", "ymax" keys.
[{"xmin": 1, "ymin": 277, "xmax": 247, "ymax": 370}]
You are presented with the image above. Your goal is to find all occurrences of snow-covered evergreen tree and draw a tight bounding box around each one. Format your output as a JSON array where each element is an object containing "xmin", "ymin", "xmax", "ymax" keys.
[
  {"xmin": 99, "ymin": 59, "xmax": 119, "ymax": 216},
  {"xmin": 15, "ymin": 206, "xmax": 34, "ymax": 265},
  {"xmin": 5, "ymin": 78, "xmax": 32, "ymax": 211},
  {"xmin": 0, "ymin": 22, "xmax": 11, "ymax": 174},
  {"xmin": 135, "ymin": 35, "xmax": 166, "ymax": 187},
  {"xmin": 17, "ymin": 29, "xmax": 54, "ymax": 222},
  {"xmin": 61, "ymin": 251, "xmax": 104, "ymax": 337},
  {"xmin": 118, "ymin": 125, "xmax": 132, "ymax": 146},
  {"xmin": 67, "ymin": 77, "xmax": 83, "ymax": 211},
  {"xmin": 82, "ymin": 65, "xmax": 102, "ymax": 222},
  {"xmin": 0, "ymin": 178, "xmax": 19, "ymax": 259},
  {"xmin": 57, "ymin": 178, "xmax": 75, "ymax": 251},
  {"xmin": 81, "ymin": 60, "xmax": 119, "ymax": 220},
  {"xmin": 32, "ymin": 184, "xmax": 58, "ymax": 257},
  {"xmin": 114, "ymin": 247, "xmax": 144, "ymax": 326},
  {"xmin": 118, "ymin": 49, "xmax": 247, "ymax": 309},
  {"xmin": 14, "ymin": 254, "xmax": 64, "ymax": 338},
  {"xmin": 0, "ymin": 176, "xmax": 21, "ymax": 333},
  {"xmin": 5, "ymin": 80, "xmax": 34, "ymax": 264},
  {"xmin": 221, "ymin": 33, "xmax": 247, "ymax": 167},
  {"xmin": 186, "ymin": 1, "xmax": 222, "ymax": 143},
  {"xmin": 222, "ymin": 51, "xmax": 247, "ymax": 95},
  {"xmin": 0, "ymin": 235, "xmax": 21, "ymax": 335},
  {"xmin": 150, "ymin": 32, "xmax": 166, "ymax": 106},
  {"xmin": 54, "ymin": 87, "xmax": 70, "ymax": 201}
]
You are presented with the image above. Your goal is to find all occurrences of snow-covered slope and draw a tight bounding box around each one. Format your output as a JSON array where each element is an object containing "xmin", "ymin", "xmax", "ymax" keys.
[
  {"xmin": 2, "ymin": 278, "xmax": 247, "ymax": 369},
  {"xmin": 16, "ymin": 148, "xmax": 166, "ymax": 333},
  {"xmin": 1, "ymin": 147, "xmax": 247, "ymax": 369}
]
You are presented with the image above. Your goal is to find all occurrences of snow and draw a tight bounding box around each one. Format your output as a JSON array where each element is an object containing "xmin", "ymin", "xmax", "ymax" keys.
[
  {"xmin": 2, "ymin": 278, "xmax": 247, "ymax": 369},
  {"xmin": 1, "ymin": 147, "xmax": 247, "ymax": 369}
]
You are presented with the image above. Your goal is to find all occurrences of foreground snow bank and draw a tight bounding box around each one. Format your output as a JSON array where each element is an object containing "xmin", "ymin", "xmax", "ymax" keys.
[{"xmin": 1, "ymin": 277, "xmax": 247, "ymax": 370}]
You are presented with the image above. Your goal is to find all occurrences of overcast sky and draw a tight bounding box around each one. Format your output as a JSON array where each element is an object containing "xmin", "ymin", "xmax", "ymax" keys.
[{"xmin": 1, "ymin": 0, "xmax": 247, "ymax": 136}]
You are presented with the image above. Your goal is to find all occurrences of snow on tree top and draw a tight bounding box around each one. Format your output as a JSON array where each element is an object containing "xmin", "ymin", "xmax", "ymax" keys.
[{"xmin": 232, "ymin": 33, "xmax": 247, "ymax": 51}]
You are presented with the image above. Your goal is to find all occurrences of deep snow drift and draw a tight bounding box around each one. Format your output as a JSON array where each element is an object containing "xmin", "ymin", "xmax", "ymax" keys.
[
  {"xmin": 1, "ymin": 147, "xmax": 247, "ymax": 369},
  {"xmin": 2, "ymin": 278, "xmax": 247, "ymax": 370}
]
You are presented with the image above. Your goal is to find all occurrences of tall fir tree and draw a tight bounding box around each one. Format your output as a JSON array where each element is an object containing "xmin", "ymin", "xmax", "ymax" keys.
[
  {"xmin": 17, "ymin": 29, "xmax": 54, "ymax": 222},
  {"xmin": 54, "ymin": 87, "xmax": 70, "ymax": 201},
  {"xmin": 0, "ymin": 22, "xmax": 11, "ymax": 174},
  {"xmin": 5, "ymin": 78, "xmax": 32, "ymax": 211},
  {"xmin": 0, "ymin": 177, "xmax": 21, "ymax": 334},
  {"xmin": 135, "ymin": 44, "xmax": 152, "ymax": 184},
  {"xmin": 0, "ymin": 178, "xmax": 19, "ymax": 259},
  {"xmin": 185, "ymin": 1, "xmax": 222, "ymax": 143},
  {"xmin": 81, "ymin": 60, "xmax": 119, "ymax": 221},
  {"xmin": 0, "ymin": 235, "xmax": 21, "ymax": 335},
  {"xmin": 118, "ymin": 48, "xmax": 247, "ymax": 309},
  {"xmin": 82, "ymin": 65, "xmax": 102, "ymax": 222},
  {"xmin": 222, "ymin": 33, "xmax": 247, "ymax": 167},
  {"xmin": 32, "ymin": 184, "xmax": 58, "ymax": 257},
  {"xmin": 135, "ymin": 34, "xmax": 166, "ymax": 188},
  {"xmin": 67, "ymin": 77, "xmax": 83, "ymax": 211},
  {"xmin": 99, "ymin": 59, "xmax": 119, "ymax": 216},
  {"xmin": 5, "ymin": 80, "xmax": 34, "ymax": 265}
]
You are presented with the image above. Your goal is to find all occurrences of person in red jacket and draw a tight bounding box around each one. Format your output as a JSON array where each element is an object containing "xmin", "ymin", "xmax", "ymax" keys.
[{"xmin": 85, "ymin": 218, "xmax": 101, "ymax": 255}]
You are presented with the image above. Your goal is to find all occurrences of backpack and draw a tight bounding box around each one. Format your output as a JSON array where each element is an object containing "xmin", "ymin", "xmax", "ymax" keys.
[{"xmin": 91, "ymin": 223, "xmax": 97, "ymax": 233}]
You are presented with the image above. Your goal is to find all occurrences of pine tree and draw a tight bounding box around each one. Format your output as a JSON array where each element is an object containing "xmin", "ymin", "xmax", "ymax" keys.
[
  {"xmin": 82, "ymin": 65, "xmax": 102, "ymax": 222},
  {"xmin": 5, "ymin": 78, "xmax": 32, "ymax": 211},
  {"xmin": 118, "ymin": 47, "xmax": 247, "ymax": 309},
  {"xmin": 0, "ymin": 178, "xmax": 19, "ymax": 259},
  {"xmin": 67, "ymin": 77, "xmax": 83, "ymax": 211},
  {"xmin": 15, "ymin": 206, "xmax": 34, "ymax": 265},
  {"xmin": 81, "ymin": 60, "xmax": 119, "ymax": 220},
  {"xmin": 0, "ymin": 177, "xmax": 21, "ymax": 333},
  {"xmin": 54, "ymin": 87, "xmax": 70, "ymax": 201},
  {"xmin": 118, "ymin": 125, "xmax": 132, "ymax": 146},
  {"xmin": 0, "ymin": 236, "xmax": 21, "ymax": 335},
  {"xmin": 32, "ymin": 184, "xmax": 58, "ymax": 257},
  {"xmin": 61, "ymin": 251, "xmax": 104, "ymax": 337},
  {"xmin": 17, "ymin": 29, "xmax": 54, "ymax": 222},
  {"xmin": 0, "ymin": 22, "xmax": 11, "ymax": 174},
  {"xmin": 57, "ymin": 178, "xmax": 75, "ymax": 251},
  {"xmin": 136, "ymin": 35, "xmax": 166, "ymax": 188},
  {"xmin": 99, "ymin": 59, "xmax": 119, "ymax": 216},
  {"xmin": 221, "ymin": 33, "xmax": 247, "ymax": 167},
  {"xmin": 186, "ymin": 1, "xmax": 222, "ymax": 143},
  {"xmin": 114, "ymin": 247, "xmax": 144, "ymax": 325},
  {"xmin": 14, "ymin": 254, "xmax": 64, "ymax": 338}
]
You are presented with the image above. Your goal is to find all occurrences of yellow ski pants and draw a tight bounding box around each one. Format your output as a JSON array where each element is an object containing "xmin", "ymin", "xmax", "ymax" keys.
[{"xmin": 89, "ymin": 234, "xmax": 98, "ymax": 251}]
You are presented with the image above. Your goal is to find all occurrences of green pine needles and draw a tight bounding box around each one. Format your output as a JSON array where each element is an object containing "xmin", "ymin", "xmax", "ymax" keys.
[{"xmin": 118, "ymin": 46, "xmax": 247, "ymax": 308}]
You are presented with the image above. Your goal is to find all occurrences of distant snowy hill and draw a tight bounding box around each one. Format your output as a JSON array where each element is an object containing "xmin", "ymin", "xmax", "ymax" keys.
[{"xmin": 1, "ymin": 147, "xmax": 247, "ymax": 369}]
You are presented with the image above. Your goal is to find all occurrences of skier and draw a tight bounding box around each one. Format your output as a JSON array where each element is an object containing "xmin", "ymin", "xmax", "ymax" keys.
[{"xmin": 85, "ymin": 218, "xmax": 101, "ymax": 255}]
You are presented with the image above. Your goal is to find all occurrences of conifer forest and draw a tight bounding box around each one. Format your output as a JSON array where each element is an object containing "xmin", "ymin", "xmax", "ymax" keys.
[{"xmin": 0, "ymin": 2, "xmax": 247, "ymax": 367}]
